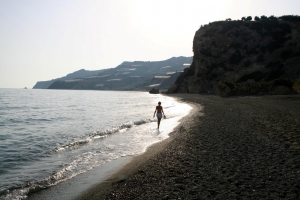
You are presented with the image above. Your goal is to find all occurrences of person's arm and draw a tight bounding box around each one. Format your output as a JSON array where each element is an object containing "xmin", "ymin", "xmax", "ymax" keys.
[
  {"xmin": 162, "ymin": 107, "xmax": 165, "ymax": 117},
  {"xmin": 153, "ymin": 109, "xmax": 156, "ymax": 117}
]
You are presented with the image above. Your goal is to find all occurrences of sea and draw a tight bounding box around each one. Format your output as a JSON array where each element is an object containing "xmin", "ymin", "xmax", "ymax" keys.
[{"xmin": 0, "ymin": 89, "xmax": 192, "ymax": 200}]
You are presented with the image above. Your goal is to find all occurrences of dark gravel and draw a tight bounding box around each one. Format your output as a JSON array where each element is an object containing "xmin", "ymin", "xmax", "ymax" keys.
[{"xmin": 105, "ymin": 94, "xmax": 300, "ymax": 200}]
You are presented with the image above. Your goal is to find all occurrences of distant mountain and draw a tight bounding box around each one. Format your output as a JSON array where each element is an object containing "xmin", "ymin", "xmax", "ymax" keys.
[
  {"xmin": 168, "ymin": 15, "xmax": 300, "ymax": 96},
  {"xmin": 33, "ymin": 69, "xmax": 108, "ymax": 89},
  {"xmin": 46, "ymin": 56, "xmax": 192, "ymax": 91}
]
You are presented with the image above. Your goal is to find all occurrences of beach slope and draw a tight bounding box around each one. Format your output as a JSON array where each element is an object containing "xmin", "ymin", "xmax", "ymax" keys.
[{"xmin": 78, "ymin": 94, "xmax": 300, "ymax": 200}]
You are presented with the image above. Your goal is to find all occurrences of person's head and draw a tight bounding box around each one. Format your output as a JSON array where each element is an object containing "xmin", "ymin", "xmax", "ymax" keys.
[{"xmin": 158, "ymin": 101, "xmax": 161, "ymax": 105}]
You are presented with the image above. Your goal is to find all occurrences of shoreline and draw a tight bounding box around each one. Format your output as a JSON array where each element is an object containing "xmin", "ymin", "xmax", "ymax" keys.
[
  {"xmin": 78, "ymin": 94, "xmax": 300, "ymax": 200},
  {"xmin": 27, "ymin": 157, "xmax": 132, "ymax": 200},
  {"xmin": 76, "ymin": 96, "xmax": 200, "ymax": 200},
  {"xmin": 26, "ymin": 93, "xmax": 196, "ymax": 200}
]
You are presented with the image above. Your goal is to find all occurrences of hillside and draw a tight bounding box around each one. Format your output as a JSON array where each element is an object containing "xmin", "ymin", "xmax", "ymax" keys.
[
  {"xmin": 47, "ymin": 56, "xmax": 192, "ymax": 91},
  {"xmin": 33, "ymin": 69, "xmax": 107, "ymax": 89},
  {"xmin": 168, "ymin": 15, "xmax": 300, "ymax": 96}
]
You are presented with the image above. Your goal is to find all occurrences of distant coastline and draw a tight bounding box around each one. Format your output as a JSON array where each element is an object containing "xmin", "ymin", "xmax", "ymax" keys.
[{"xmin": 32, "ymin": 56, "xmax": 192, "ymax": 92}]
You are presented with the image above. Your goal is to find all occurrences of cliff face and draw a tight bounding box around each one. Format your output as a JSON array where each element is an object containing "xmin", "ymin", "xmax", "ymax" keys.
[{"xmin": 168, "ymin": 16, "xmax": 300, "ymax": 96}]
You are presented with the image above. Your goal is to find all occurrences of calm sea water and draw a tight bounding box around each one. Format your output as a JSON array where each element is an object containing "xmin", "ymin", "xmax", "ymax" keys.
[{"xmin": 0, "ymin": 89, "xmax": 191, "ymax": 200}]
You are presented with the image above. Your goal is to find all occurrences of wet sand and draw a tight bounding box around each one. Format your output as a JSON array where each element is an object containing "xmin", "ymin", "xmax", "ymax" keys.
[{"xmin": 77, "ymin": 94, "xmax": 300, "ymax": 200}]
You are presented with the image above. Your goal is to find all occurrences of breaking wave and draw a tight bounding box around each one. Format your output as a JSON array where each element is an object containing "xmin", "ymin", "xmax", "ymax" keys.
[{"xmin": 54, "ymin": 118, "xmax": 155, "ymax": 152}]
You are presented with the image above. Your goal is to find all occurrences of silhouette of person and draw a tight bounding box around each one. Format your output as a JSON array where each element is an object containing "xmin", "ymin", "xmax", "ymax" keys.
[{"xmin": 153, "ymin": 101, "xmax": 166, "ymax": 129}]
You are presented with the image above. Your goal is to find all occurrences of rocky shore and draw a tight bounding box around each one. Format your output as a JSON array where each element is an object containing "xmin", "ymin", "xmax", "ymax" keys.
[{"xmin": 78, "ymin": 94, "xmax": 300, "ymax": 200}]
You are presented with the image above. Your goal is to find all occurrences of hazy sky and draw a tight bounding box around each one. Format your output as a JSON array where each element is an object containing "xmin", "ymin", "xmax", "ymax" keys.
[{"xmin": 0, "ymin": 0, "xmax": 299, "ymax": 88}]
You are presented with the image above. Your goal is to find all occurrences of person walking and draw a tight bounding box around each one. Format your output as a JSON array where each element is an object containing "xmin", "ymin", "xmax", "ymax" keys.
[{"xmin": 153, "ymin": 101, "xmax": 166, "ymax": 129}]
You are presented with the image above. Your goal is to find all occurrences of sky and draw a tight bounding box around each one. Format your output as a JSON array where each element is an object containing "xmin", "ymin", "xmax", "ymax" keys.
[{"xmin": 0, "ymin": 0, "xmax": 299, "ymax": 88}]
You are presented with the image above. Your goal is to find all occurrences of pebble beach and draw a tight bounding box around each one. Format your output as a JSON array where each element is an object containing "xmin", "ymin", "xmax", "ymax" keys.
[{"xmin": 78, "ymin": 94, "xmax": 300, "ymax": 200}]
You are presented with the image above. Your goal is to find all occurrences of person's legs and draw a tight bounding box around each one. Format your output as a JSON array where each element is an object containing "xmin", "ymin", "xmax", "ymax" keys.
[{"xmin": 157, "ymin": 118, "xmax": 161, "ymax": 129}]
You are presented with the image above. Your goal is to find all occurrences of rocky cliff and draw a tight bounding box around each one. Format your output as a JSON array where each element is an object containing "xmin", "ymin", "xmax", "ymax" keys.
[{"xmin": 168, "ymin": 15, "xmax": 300, "ymax": 96}]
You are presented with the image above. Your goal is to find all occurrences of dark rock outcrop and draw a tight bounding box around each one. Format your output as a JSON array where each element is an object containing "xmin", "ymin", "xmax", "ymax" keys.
[
  {"xmin": 168, "ymin": 15, "xmax": 300, "ymax": 96},
  {"xmin": 149, "ymin": 88, "xmax": 159, "ymax": 94}
]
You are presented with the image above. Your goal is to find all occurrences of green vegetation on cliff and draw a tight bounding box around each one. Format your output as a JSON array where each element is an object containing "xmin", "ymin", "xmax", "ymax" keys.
[{"xmin": 168, "ymin": 15, "xmax": 300, "ymax": 96}]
